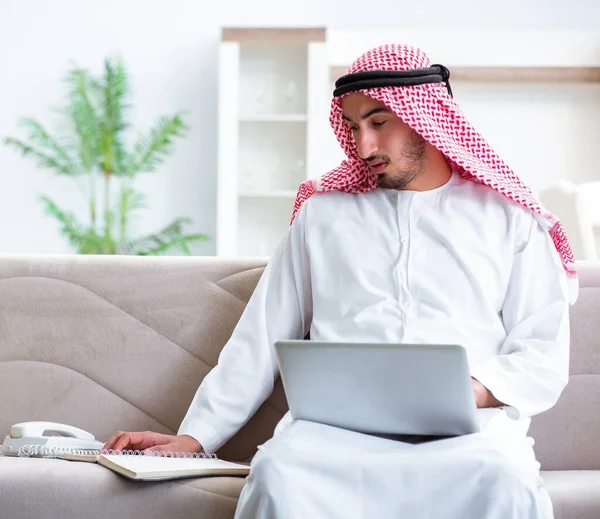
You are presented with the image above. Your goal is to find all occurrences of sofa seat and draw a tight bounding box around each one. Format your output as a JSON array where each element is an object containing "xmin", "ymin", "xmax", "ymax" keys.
[
  {"xmin": 0, "ymin": 456, "xmax": 245, "ymax": 519},
  {"xmin": 543, "ymin": 470, "xmax": 600, "ymax": 519},
  {"xmin": 4, "ymin": 458, "xmax": 600, "ymax": 519}
]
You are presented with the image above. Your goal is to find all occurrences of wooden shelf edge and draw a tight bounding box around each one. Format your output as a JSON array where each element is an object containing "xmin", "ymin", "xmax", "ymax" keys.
[
  {"xmin": 222, "ymin": 27, "xmax": 326, "ymax": 43},
  {"xmin": 330, "ymin": 66, "xmax": 600, "ymax": 84}
]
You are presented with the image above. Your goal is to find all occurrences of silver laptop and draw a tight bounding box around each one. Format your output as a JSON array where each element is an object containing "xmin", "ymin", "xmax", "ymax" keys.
[{"xmin": 274, "ymin": 341, "xmax": 479, "ymax": 437}]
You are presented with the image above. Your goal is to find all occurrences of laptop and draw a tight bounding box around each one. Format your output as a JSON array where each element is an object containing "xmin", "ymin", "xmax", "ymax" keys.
[{"xmin": 274, "ymin": 341, "xmax": 479, "ymax": 437}]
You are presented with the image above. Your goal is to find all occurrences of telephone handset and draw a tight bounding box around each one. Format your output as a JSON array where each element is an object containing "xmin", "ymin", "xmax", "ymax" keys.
[{"xmin": 1, "ymin": 421, "xmax": 105, "ymax": 457}]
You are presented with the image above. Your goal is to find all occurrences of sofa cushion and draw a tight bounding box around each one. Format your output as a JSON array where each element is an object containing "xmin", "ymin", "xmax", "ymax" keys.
[
  {"xmin": 530, "ymin": 261, "xmax": 600, "ymax": 470},
  {"xmin": 542, "ymin": 470, "xmax": 600, "ymax": 519},
  {"xmin": 3, "ymin": 458, "xmax": 598, "ymax": 519},
  {"xmin": 0, "ymin": 456, "xmax": 245, "ymax": 519},
  {"xmin": 0, "ymin": 255, "xmax": 285, "ymax": 463}
]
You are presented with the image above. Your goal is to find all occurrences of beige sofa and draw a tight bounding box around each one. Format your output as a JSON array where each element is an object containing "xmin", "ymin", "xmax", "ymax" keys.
[{"xmin": 0, "ymin": 254, "xmax": 599, "ymax": 519}]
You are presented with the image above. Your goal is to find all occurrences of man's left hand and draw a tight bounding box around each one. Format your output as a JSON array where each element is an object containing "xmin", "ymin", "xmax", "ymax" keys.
[{"xmin": 471, "ymin": 378, "xmax": 504, "ymax": 408}]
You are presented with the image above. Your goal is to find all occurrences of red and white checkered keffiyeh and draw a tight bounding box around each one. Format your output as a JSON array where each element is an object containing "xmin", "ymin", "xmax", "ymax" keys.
[{"xmin": 291, "ymin": 43, "xmax": 578, "ymax": 302}]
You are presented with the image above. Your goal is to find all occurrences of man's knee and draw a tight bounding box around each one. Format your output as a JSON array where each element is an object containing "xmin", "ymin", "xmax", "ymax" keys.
[
  {"xmin": 248, "ymin": 442, "xmax": 289, "ymax": 491},
  {"xmin": 477, "ymin": 453, "xmax": 538, "ymax": 503}
]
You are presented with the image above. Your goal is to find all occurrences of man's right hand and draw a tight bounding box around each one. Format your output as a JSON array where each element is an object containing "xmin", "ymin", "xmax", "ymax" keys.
[{"xmin": 102, "ymin": 431, "xmax": 203, "ymax": 454}]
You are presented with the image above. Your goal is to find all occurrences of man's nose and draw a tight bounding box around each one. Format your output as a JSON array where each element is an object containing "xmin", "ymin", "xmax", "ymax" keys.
[{"xmin": 356, "ymin": 131, "xmax": 378, "ymax": 160}]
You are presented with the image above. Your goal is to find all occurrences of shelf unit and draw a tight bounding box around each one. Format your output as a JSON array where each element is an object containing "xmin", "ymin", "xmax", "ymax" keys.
[{"xmin": 216, "ymin": 28, "xmax": 329, "ymax": 257}]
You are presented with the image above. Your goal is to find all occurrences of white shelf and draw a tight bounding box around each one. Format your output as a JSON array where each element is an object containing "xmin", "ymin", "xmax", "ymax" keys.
[
  {"xmin": 238, "ymin": 114, "xmax": 307, "ymax": 123},
  {"xmin": 217, "ymin": 31, "xmax": 329, "ymax": 257},
  {"xmin": 239, "ymin": 191, "xmax": 298, "ymax": 198}
]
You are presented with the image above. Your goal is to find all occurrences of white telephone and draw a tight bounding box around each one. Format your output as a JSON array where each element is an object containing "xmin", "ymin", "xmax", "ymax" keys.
[{"xmin": 1, "ymin": 421, "xmax": 105, "ymax": 457}]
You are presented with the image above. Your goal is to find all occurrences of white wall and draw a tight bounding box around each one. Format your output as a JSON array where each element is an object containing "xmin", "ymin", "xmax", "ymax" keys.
[{"xmin": 0, "ymin": 0, "xmax": 598, "ymax": 254}]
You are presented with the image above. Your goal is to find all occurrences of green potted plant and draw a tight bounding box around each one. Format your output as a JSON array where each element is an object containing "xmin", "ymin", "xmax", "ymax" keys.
[{"xmin": 4, "ymin": 56, "xmax": 208, "ymax": 255}]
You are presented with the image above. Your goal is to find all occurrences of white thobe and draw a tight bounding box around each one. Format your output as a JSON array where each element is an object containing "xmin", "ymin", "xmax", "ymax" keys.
[{"xmin": 178, "ymin": 171, "xmax": 570, "ymax": 519}]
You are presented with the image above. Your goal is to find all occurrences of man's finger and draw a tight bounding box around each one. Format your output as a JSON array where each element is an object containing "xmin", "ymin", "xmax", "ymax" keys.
[
  {"xmin": 122, "ymin": 432, "xmax": 151, "ymax": 450},
  {"xmin": 103, "ymin": 433, "xmax": 119, "ymax": 450},
  {"xmin": 113, "ymin": 433, "xmax": 132, "ymax": 452},
  {"xmin": 103, "ymin": 432, "xmax": 125, "ymax": 451},
  {"xmin": 146, "ymin": 443, "xmax": 175, "ymax": 453},
  {"xmin": 103, "ymin": 431, "xmax": 173, "ymax": 453},
  {"xmin": 127, "ymin": 435, "xmax": 152, "ymax": 450}
]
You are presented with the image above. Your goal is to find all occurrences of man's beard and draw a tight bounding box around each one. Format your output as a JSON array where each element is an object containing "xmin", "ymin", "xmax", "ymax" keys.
[{"xmin": 376, "ymin": 131, "xmax": 427, "ymax": 190}]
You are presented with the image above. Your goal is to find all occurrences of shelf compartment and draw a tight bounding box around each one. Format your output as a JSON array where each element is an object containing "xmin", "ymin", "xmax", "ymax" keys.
[
  {"xmin": 239, "ymin": 43, "xmax": 308, "ymax": 116},
  {"xmin": 238, "ymin": 120, "xmax": 307, "ymax": 193}
]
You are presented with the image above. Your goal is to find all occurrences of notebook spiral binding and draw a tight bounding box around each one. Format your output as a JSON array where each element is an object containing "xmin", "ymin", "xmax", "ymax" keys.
[{"xmin": 17, "ymin": 445, "xmax": 217, "ymax": 459}]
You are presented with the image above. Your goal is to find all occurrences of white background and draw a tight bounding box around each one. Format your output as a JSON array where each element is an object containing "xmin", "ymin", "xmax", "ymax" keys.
[{"xmin": 0, "ymin": 0, "xmax": 598, "ymax": 254}]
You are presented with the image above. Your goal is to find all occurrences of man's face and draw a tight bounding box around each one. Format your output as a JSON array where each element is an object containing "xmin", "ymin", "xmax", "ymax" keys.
[{"xmin": 340, "ymin": 93, "xmax": 427, "ymax": 189}]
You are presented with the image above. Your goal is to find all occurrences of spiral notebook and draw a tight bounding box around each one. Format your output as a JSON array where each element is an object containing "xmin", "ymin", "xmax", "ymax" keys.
[{"xmin": 18, "ymin": 446, "xmax": 250, "ymax": 481}]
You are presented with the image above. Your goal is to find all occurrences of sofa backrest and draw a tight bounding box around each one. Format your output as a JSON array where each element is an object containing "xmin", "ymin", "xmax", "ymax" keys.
[
  {"xmin": 0, "ymin": 254, "xmax": 281, "ymax": 462},
  {"xmin": 529, "ymin": 260, "xmax": 600, "ymax": 470},
  {"xmin": 1, "ymin": 255, "xmax": 598, "ymax": 469}
]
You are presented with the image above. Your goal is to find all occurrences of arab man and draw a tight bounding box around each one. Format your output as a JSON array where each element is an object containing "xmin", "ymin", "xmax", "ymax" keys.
[{"xmin": 105, "ymin": 44, "xmax": 578, "ymax": 519}]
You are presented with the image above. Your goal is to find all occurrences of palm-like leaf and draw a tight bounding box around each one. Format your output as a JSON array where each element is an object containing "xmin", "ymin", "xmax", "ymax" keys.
[
  {"xmin": 128, "ymin": 113, "xmax": 189, "ymax": 173},
  {"xmin": 4, "ymin": 118, "xmax": 78, "ymax": 175},
  {"xmin": 125, "ymin": 217, "xmax": 208, "ymax": 255},
  {"xmin": 19, "ymin": 119, "xmax": 77, "ymax": 170},
  {"xmin": 116, "ymin": 184, "xmax": 147, "ymax": 250},
  {"xmin": 39, "ymin": 196, "xmax": 86, "ymax": 248},
  {"xmin": 4, "ymin": 137, "xmax": 74, "ymax": 174},
  {"xmin": 41, "ymin": 195, "xmax": 115, "ymax": 253},
  {"xmin": 66, "ymin": 67, "xmax": 103, "ymax": 172},
  {"xmin": 100, "ymin": 57, "xmax": 129, "ymax": 175},
  {"xmin": 135, "ymin": 234, "xmax": 207, "ymax": 256},
  {"xmin": 118, "ymin": 185, "xmax": 147, "ymax": 215},
  {"xmin": 124, "ymin": 216, "xmax": 189, "ymax": 254},
  {"xmin": 78, "ymin": 228, "xmax": 115, "ymax": 254}
]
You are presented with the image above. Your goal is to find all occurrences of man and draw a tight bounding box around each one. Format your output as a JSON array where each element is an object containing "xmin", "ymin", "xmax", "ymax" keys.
[{"xmin": 105, "ymin": 44, "xmax": 578, "ymax": 518}]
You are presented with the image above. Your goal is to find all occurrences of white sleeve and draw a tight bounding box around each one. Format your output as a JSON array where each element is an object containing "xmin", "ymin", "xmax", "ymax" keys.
[
  {"xmin": 470, "ymin": 213, "xmax": 571, "ymax": 418},
  {"xmin": 177, "ymin": 204, "xmax": 312, "ymax": 452}
]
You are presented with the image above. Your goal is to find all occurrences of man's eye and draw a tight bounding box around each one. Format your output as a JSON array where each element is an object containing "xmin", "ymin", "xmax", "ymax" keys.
[{"xmin": 372, "ymin": 121, "xmax": 386, "ymax": 127}]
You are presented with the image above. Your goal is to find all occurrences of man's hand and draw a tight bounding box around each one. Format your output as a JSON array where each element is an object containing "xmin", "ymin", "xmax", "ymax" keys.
[
  {"xmin": 102, "ymin": 431, "xmax": 203, "ymax": 454},
  {"xmin": 471, "ymin": 378, "xmax": 504, "ymax": 408}
]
